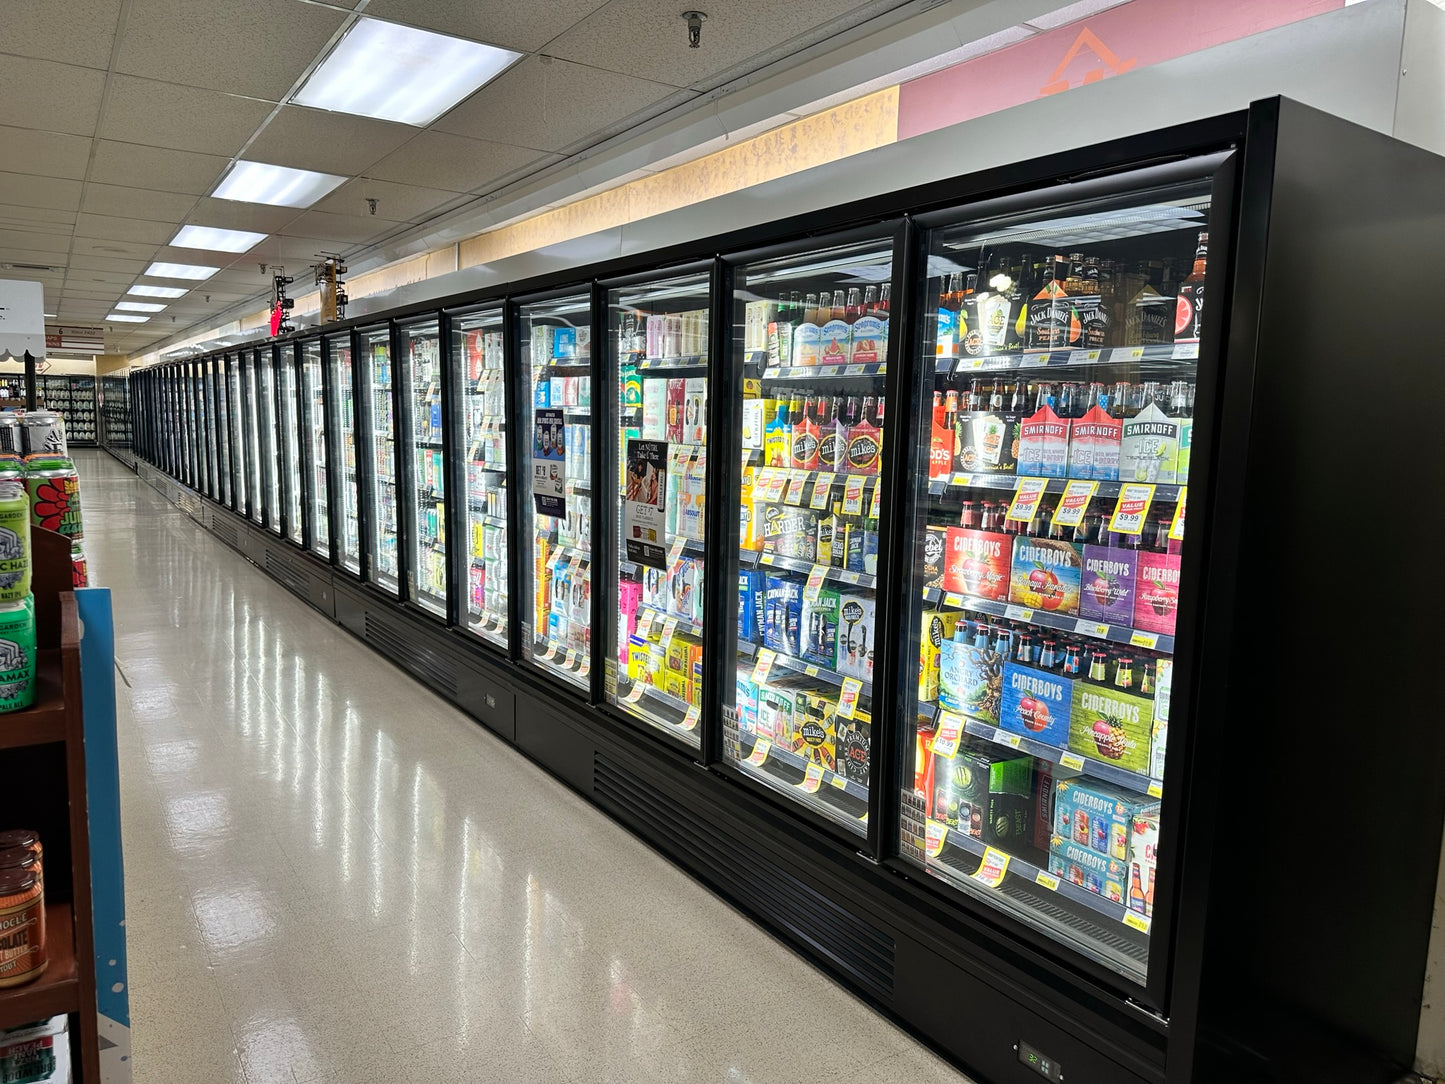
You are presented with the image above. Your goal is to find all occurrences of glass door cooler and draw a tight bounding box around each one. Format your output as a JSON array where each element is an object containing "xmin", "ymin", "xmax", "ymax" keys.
[
  {"xmin": 228, "ymin": 354, "xmax": 248, "ymax": 516},
  {"xmin": 215, "ymin": 358, "xmax": 232, "ymax": 508},
  {"xmin": 203, "ymin": 360, "xmax": 219, "ymax": 501},
  {"xmin": 605, "ymin": 269, "xmax": 711, "ymax": 747},
  {"xmin": 276, "ymin": 345, "xmax": 303, "ymax": 545},
  {"xmin": 361, "ymin": 325, "xmax": 399, "ymax": 593},
  {"xmin": 245, "ymin": 349, "xmax": 263, "ymax": 526},
  {"xmin": 898, "ymin": 178, "xmax": 1212, "ymax": 989},
  {"xmin": 301, "ymin": 339, "xmax": 329, "ymax": 559},
  {"xmin": 723, "ymin": 236, "xmax": 896, "ymax": 836},
  {"xmin": 402, "ymin": 319, "xmax": 447, "ymax": 616},
  {"xmin": 517, "ymin": 292, "xmax": 592, "ymax": 688},
  {"xmin": 328, "ymin": 332, "xmax": 362, "ymax": 574},
  {"xmin": 453, "ymin": 306, "xmax": 507, "ymax": 647},
  {"xmin": 258, "ymin": 348, "xmax": 280, "ymax": 533}
]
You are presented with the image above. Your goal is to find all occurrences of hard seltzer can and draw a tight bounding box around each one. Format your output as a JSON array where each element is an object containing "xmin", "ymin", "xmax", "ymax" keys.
[
  {"xmin": 0, "ymin": 597, "xmax": 37, "ymax": 713},
  {"xmin": 20, "ymin": 412, "xmax": 66, "ymax": 459},
  {"xmin": 0, "ymin": 483, "xmax": 32, "ymax": 602}
]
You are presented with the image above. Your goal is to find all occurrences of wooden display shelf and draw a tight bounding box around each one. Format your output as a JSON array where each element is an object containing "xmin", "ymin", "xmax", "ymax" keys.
[
  {"xmin": 0, "ymin": 652, "xmax": 67, "ymax": 751},
  {"xmin": 0, "ymin": 903, "xmax": 79, "ymax": 1028}
]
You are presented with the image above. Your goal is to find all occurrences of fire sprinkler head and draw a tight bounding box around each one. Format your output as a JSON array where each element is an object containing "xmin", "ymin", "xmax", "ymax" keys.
[
  {"xmin": 682, "ymin": 11, "xmax": 706, "ymax": 48},
  {"xmin": 366, "ymin": 198, "xmax": 379, "ymax": 216}
]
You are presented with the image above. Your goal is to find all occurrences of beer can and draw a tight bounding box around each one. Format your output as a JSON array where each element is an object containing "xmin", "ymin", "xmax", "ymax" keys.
[
  {"xmin": 25, "ymin": 468, "xmax": 82, "ymax": 541},
  {"xmin": 0, "ymin": 482, "xmax": 30, "ymax": 602},
  {"xmin": 0, "ymin": 597, "xmax": 36, "ymax": 714},
  {"xmin": 0, "ymin": 415, "xmax": 20, "ymax": 470},
  {"xmin": 19, "ymin": 411, "xmax": 66, "ymax": 459},
  {"xmin": 70, "ymin": 543, "xmax": 87, "ymax": 589}
]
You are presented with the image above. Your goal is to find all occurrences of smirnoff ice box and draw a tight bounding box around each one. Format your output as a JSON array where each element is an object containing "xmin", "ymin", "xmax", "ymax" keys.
[
  {"xmin": 1120, "ymin": 403, "xmax": 1181, "ymax": 483},
  {"xmin": 1134, "ymin": 551, "xmax": 1181, "ymax": 635},
  {"xmin": 943, "ymin": 527, "xmax": 1010, "ymax": 601},
  {"xmin": 1017, "ymin": 404, "xmax": 1070, "ymax": 478},
  {"xmin": 1007, "ymin": 537, "xmax": 1082, "ymax": 616},
  {"xmin": 999, "ymin": 661, "xmax": 1072, "ymax": 747},
  {"xmin": 1079, "ymin": 544, "xmax": 1137, "ymax": 624},
  {"xmin": 1068, "ymin": 403, "xmax": 1122, "ymax": 481}
]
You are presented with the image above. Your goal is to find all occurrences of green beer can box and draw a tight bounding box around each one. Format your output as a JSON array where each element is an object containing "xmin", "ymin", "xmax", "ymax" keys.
[
  {"xmin": 0, "ymin": 597, "xmax": 36, "ymax": 713},
  {"xmin": 25, "ymin": 468, "xmax": 82, "ymax": 542},
  {"xmin": 0, "ymin": 482, "xmax": 31, "ymax": 602}
]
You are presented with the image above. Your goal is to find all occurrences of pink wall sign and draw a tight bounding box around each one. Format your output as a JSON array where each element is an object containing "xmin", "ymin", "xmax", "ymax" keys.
[{"xmin": 897, "ymin": 0, "xmax": 1343, "ymax": 141}]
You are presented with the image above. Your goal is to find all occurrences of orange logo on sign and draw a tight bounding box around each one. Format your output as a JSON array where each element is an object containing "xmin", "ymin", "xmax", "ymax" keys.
[{"xmin": 1040, "ymin": 27, "xmax": 1137, "ymax": 95}]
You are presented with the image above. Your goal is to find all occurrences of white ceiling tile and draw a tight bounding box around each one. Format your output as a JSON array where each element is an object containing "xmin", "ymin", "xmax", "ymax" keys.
[
  {"xmin": 0, "ymin": 127, "xmax": 94, "ymax": 181},
  {"xmin": 81, "ymin": 184, "xmax": 200, "ymax": 223},
  {"xmin": 66, "ymin": 269, "xmax": 137, "ymax": 285},
  {"xmin": 0, "ymin": 57, "xmax": 107, "ymax": 138},
  {"xmin": 248, "ymin": 235, "xmax": 343, "ymax": 262},
  {"xmin": 89, "ymin": 141, "xmax": 231, "ymax": 196},
  {"xmin": 365, "ymin": 131, "xmax": 557, "ymax": 194},
  {"xmin": 69, "ymin": 254, "xmax": 152, "ymax": 273},
  {"xmin": 115, "ymin": 0, "xmax": 347, "ymax": 101},
  {"xmin": 71, "ymin": 239, "xmax": 158, "ymax": 262},
  {"xmin": 0, "ymin": 206, "xmax": 77, "ymax": 230},
  {"xmin": 74, "ymin": 213, "xmax": 174, "ymax": 245},
  {"xmin": 59, "ymin": 288, "xmax": 126, "ymax": 302},
  {"xmin": 313, "ymin": 178, "xmax": 465, "ymax": 222},
  {"xmin": 185, "ymin": 199, "xmax": 304, "ymax": 234},
  {"xmin": 279, "ymin": 211, "xmax": 399, "ymax": 245},
  {"xmin": 4, "ymin": 0, "xmax": 125, "ymax": 70},
  {"xmin": 0, "ymin": 173, "xmax": 83, "ymax": 213},
  {"xmin": 434, "ymin": 55, "xmax": 683, "ymax": 152},
  {"xmin": 100, "ymin": 76, "xmax": 275, "ymax": 156},
  {"xmin": 244, "ymin": 106, "xmax": 415, "ymax": 176},
  {"xmin": 0, "ymin": 251, "xmax": 68, "ymax": 271},
  {"xmin": 361, "ymin": 0, "xmax": 609, "ymax": 53},
  {"xmin": 0, "ymin": 231, "xmax": 71, "ymax": 254}
]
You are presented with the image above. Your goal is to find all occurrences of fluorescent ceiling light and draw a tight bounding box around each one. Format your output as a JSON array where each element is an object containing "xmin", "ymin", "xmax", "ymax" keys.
[
  {"xmin": 170, "ymin": 225, "xmax": 267, "ymax": 253},
  {"xmin": 107, "ymin": 314, "xmax": 150, "ymax": 323},
  {"xmin": 212, "ymin": 160, "xmax": 347, "ymax": 208},
  {"xmin": 292, "ymin": 16, "xmax": 520, "ymax": 126},
  {"xmin": 115, "ymin": 301, "xmax": 166, "ymax": 313},
  {"xmin": 128, "ymin": 285, "xmax": 188, "ymax": 298},
  {"xmin": 144, "ymin": 262, "xmax": 218, "ymax": 281}
]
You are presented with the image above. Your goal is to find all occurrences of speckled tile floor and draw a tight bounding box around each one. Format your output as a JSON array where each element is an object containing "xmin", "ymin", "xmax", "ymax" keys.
[{"xmin": 83, "ymin": 451, "xmax": 972, "ymax": 1083}]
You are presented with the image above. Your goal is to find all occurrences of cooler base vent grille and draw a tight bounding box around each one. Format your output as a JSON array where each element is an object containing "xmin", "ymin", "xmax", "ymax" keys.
[{"xmin": 364, "ymin": 613, "xmax": 459, "ymax": 697}]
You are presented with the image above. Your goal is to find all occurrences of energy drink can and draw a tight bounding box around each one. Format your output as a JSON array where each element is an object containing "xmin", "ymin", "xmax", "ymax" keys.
[
  {"xmin": 0, "ymin": 482, "xmax": 30, "ymax": 601},
  {"xmin": 70, "ymin": 543, "xmax": 87, "ymax": 589},
  {"xmin": 0, "ymin": 597, "xmax": 36, "ymax": 713}
]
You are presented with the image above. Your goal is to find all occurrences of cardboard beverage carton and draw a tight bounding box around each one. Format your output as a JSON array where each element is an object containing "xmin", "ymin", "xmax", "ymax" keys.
[
  {"xmin": 999, "ymin": 661, "xmax": 1073, "ymax": 747},
  {"xmin": 762, "ymin": 505, "xmax": 819, "ymax": 562},
  {"xmin": 922, "ymin": 526, "xmax": 948, "ymax": 589},
  {"xmin": 683, "ymin": 377, "xmax": 707, "ymax": 445},
  {"xmin": 677, "ymin": 450, "xmax": 706, "ymax": 541},
  {"xmin": 919, "ymin": 610, "xmax": 962, "ymax": 703},
  {"xmin": 932, "ymin": 738, "xmax": 1033, "ymax": 848},
  {"xmin": 665, "ymin": 379, "xmax": 686, "ymax": 443},
  {"xmin": 763, "ymin": 575, "xmax": 803, "ymax": 656},
  {"xmin": 641, "ymin": 378, "xmax": 668, "ymax": 440},
  {"xmin": 1008, "ymin": 537, "xmax": 1082, "ymax": 615},
  {"xmin": 1049, "ymin": 836, "xmax": 1127, "ymax": 903},
  {"xmin": 1069, "ymin": 403, "xmax": 1123, "ymax": 481},
  {"xmin": 735, "ymin": 674, "xmax": 760, "ymax": 734},
  {"xmin": 818, "ymin": 318, "xmax": 850, "ymax": 366},
  {"xmin": 800, "ymin": 588, "xmax": 841, "ymax": 669},
  {"xmin": 1017, "ymin": 404, "xmax": 1070, "ymax": 478},
  {"xmin": 740, "ymin": 464, "xmax": 763, "ymax": 551},
  {"xmin": 791, "ymin": 692, "xmax": 837, "ymax": 770},
  {"xmin": 958, "ymin": 410, "xmax": 1020, "ymax": 474},
  {"xmin": 1127, "ymin": 811, "xmax": 1161, "ymax": 917},
  {"xmin": 1150, "ymin": 658, "xmax": 1173, "ymax": 781},
  {"xmin": 738, "ymin": 568, "xmax": 766, "ymax": 645},
  {"xmin": 757, "ymin": 680, "xmax": 805, "ymax": 745},
  {"xmin": 849, "ymin": 315, "xmax": 887, "ymax": 365},
  {"xmin": 939, "ymin": 624, "xmax": 1002, "ymax": 723},
  {"xmin": 836, "ymin": 592, "xmax": 875, "ymax": 681},
  {"xmin": 667, "ymin": 556, "xmax": 702, "ymax": 623},
  {"xmin": 1068, "ymin": 681, "xmax": 1155, "ymax": 774},
  {"xmin": 943, "ymin": 527, "xmax": 1010, "ymax": 600},
  {"xmin": 1051, "ymin": 779, "xmax": 1161, "ymax": 861},
  {"xmin": 1079, "ymin": 544, "xmax": 1137, "ymax": 624},
  {"xmin": 1134, "ymin": 551, "xmax": 1181, "ymax": 635},
  {"xmin": 836, "ymin": 707, "xmax": 871, "ymax": 784},
  {"xmin": 1031, "ymin": 761, "xmax": 1056, "ymax": 860},
  {"xmin": 1120, "ymin": 403, "xmax": 1180, "ymax": 483}
]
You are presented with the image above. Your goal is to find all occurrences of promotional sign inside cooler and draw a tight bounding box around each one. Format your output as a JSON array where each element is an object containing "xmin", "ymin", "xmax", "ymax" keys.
[
  {"xmin": 922, "ymin": 526, "xmax": 948, "ymax": 589},
  {"xmin": 762, "ymin": 505, "xmax": 819, "ymax": 562},
  {"xmin": 1008, "ymin": 536, "xmax": 1082, "ymax": 615}
]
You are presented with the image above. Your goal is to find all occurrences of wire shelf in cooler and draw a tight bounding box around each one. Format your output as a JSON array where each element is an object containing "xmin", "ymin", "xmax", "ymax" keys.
[
  {"xmin": 741, "ymin": 549, "xmax": 876, "ymax": 590},
  {"xmin": 762, "ymin": 360, "xmax": 886, "ymax": 382},
  {"xmin": 927, "ymin": 473, "xmax": 1185, "ymax": 503},
  {"xmin": 934, "ymin": 342, "xmax": 1199, "ymax": 376},
  {"xmin": 736, "ymin": 638, "xmax": 872, "ymax": 699},
  {"xmin": 414, "ymin": 439, "xmax": 444, "ymax": 449},
  {"xmin": 636, "ymin": 605, "xmax": 702, "ymax": 639},
  {"xmin": 929, "ymin": 826, "xmax": 1151, "ymax": 942},
  {"xmin": 919, "ymin": 586, "xmax": 1174, "ymax": 655},
  {"xmin": 735, "ymin": 728, "xmax": 869, "ymax": 803},
  {"xmin": 545, "ymin": 359, "xmax": 591, "ymax": 372},
  {"xmin": 533, "ymin": 637, "xmax": 590, "ymax": 678},
  {"xmin": 563, "ymin": 409, "xmax": 591, "ymax": 421}
]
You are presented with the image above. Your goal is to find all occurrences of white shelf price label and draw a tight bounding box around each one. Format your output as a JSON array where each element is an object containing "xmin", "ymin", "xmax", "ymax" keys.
[
  {"xmin": 842, "ymin": 475, "xmax": 866, "ymax": 516},
  {"xmin": 1068, "ymin": 349, "xmax": 1101, "ymax": 365},
  {"xmin": 784, "ymin": 471, "xmax": 809, "ymax": 505},
  {"xmin": 845, "ymin": 363, "xmax": 867, "ymax": 376},
  {"xmin": 746, "ymin": 738, "xmax": 772, "ymax": 766},
  {"xmin": 803, "ymin": 564, "xmax": 828, "ymax": 603},
  {"xmin": 810, "ymin": 473, "xmax": 835, "ymax": 510},
  {"xmin": 836, "ymin": 677, "xmax": 863, "ymax": 720},
  {"xmin": 1019, "ymin": 352, "xmax": 1051, "ymax": 368},
  {"xmin": 1004, "ymin": 604, "xmax": 1034, "ymax": 623},
  {"xmin": 1059, "ymin": 752, "xmax": 1086, "ymax": 771},
  {"xmin": 925, "ymin": 819, "xmax": 948, "ymax": 858},
  {"xmin": 1113, "ymin": 346, "xmax": 1146, "ymax": 362},
  {"xmin": 660, "ymin": 616, "xmax": 679, "ymax": 652},
  {"xmin": 1123, "ymin": 911, "xmax": 1152, "ymax": 933},
  {"xmin": 1076, "ymin": 619, "xmax": 1111, "ymax": 638},
  {"xmin": 751, "ymin": 648, "xmax": 777, "ymax": 686},
  {"xmin": 1052, "ymin": 480, "xmax": 1098, "ymax": 530},
  {"xmin": 1006, "ymin": 477, "xmax": 1050, "ymax": 523},
  {"xmin": 765, "ymin": 473, "xmax": 788, "ymax": 503},
  {"xmin": 996, "ymin": 731, "xmax": 1022, "ymax": 750},
  {"xmin": 1035, "ymin": 870, "xmax": 1061, "ymax": 892},
  {"xmin": 624, "ymin": 681, "xmax": 647, "ymax": 704},
  {"xmin": 972, "ymin": 847, "xmax": 1011, "ymax": 888},
  {"xmin": 1172, "ymin": 341, "xmax": 1199, "ymax": 360},
  {"xmin": 1109, "ymin": 483, "xmax": 1156, "ymax": 535},
  {"xmin": 1171, "ymin": 487, "xmax": 1187, "ymax": 542},
  {"xmin": 799, "ymin": 763, "xmax": 825, "ymax": 793},
  {"xmin": 682, "ymin": 704, "xmax": 700, "ymax": 731},
  {"xmin": 931, "ymin": 712, "xmax": 963, "ymax": 758}
]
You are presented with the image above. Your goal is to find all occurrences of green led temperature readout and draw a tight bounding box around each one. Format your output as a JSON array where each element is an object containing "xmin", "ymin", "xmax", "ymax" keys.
[{"xmin": 1017, "ymin": 1040, "xmax": 1063, "ymax": 1082}]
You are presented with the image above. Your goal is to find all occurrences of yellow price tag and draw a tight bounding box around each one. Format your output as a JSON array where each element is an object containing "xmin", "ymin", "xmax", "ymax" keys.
[
  {"xmin": 784, "ymin": 471, "xmax": 809, "ymax": 505},
  {"xmin": 931, "ymin": 712, "xmax": 963, "ymax": 758},
  {"xmin": 1059, "ymin": 752, "xmax": 1085, "ymax": 771},
  {"xmin": 842, "ymin": 475, "xmax": 866, "ymax": 516},
  {"xmin": 751, "ymin": 648, "xmax": 776, "ymax": 686},
  {"xmin": 829, "ymin": 773, "xmax": 848, "ymax": 790},
  {"xmin": 765, "ymin": 473, "xmax": 788, "ymax": 503},
  {"xmin": 972, "ymin": 847, "xmax": 1011, "ymax": 888},
  {"xmin": 1006, "ymin": 477, "xmax": 1050, "ymax": 523},
  {"xmin": 1035, "ymin": 871, "xmax": 1061, "ymax": 892},
  {"xmin": 803, "ymin": 564, "xmax": 828, "ymax": 603},
  {"xmin": 943, "ymin": 592, "xmax": 965, "ymax": 609},
  {"xmin": 925, "ymin": 819, "xmax": 948, "ymax": 858},
  {"xmin": 624, "ymin": 681, "xmax": 647, "ymax": 704},
  {"xmin": 1077, "ymin": 620, "xmax": 1110, "ymax": 638},
  {"xmin": 869, "ymin": 478, "xmax": 882, "ymax": 518},
  {"xmin": 810, "ymin": 472, "xmax": 834, "ymax": 510},
  {"xmin": 836, "ymin": 677, "xmax": 862, "ymax": 720},
  {"xmin": 668, "ymin": 535, "xmax": 687, "ymax": 565},
  {"xmin": 746, "ymin": 738, "xmax": 771, "ymax": 766},
  {"xmin": 799, "ymin": 763, "xmax": 825, "ymax": 793},
  {"xmin": 1052, "ymin": 480, "xmax": 1098, "ymax": 529},
  {"xmin": 1109, "ymin": 483, "xmax": 1156, "ymax": 535},
  {"xmin": 1130, "ymin": 630, "xmax": 1158, "ymax": 650},
  {"xmin": 1171, "ymin": 487, "xmax": 1187, "ymax": 542},
  {"xmin": 804, "ymin": 665, "xmax": 819, "ymax": 677},
  {"xmin": 950, "ymin": 473, "xmax": 975, "ymax": 488},
  {"xmin": 1147, "ymin": 781, "xmax": 1164, "ymax": 799},
  {"xmin": 1123, "ymin": 911, "xmax": 1151, "ymax": 933},
  {"xmin": 996, "ymin": 732, "xmax": 1022, "ymax": 750},
  {"xmin": 682, "ymin": 704, "xmax": 700, "ymax": 731},
  {"xmin": 564, "ymin": 649, "xmax": 577, "ymax": 668}
]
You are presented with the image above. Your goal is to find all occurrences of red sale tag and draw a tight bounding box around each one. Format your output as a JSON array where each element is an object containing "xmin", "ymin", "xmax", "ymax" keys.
[
  {"xmin": 932, "ymin": 712, "xmax": 963, "ymax": 758},
  {"xmin": 972, "ymin": 847, "xmax": 1011, "ymax": 888},
  {"xmin": 926, "ymin": 819, "xmax": 947, "ymax": 858},
  {"xmin": 810, "ymin": 472, "xmax": 834, "ymax": 510},
  {"xmin": 746, "ymin": 738, "xmax": 771, "ymax": 765},
  {"xmin": 842, "ymin": 475, "xmax": 865, "ymax": 516}
]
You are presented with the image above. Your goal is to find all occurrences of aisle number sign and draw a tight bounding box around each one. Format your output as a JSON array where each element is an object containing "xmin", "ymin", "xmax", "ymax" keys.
[
  {"xmin": 1109, "ymin": 483, "xmax": 1156, "ymax": 535},
  {"xmin": 1006, "ymin": 477, "xmax": 1051, "ymax": 523},
  {"xmin": 1052, "ymin": 480, "xmax": 1098, "ymax": 529}
]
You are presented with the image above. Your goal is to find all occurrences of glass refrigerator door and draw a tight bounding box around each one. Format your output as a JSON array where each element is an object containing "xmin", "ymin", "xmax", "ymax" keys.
[
  {"xmin": 605, "ymin": 272, "xmax": 710, "ymax": 747},
  {"xmin": 329, "ymin": 334, "xmax": 362, "ymax": 573},
  {"xmin": 899, "ymin": 179, "xmax": 1214, "ymax": 988},
  {"xmin": 402, "ymin": 320, "xmax": 447, "ymax": 615},
  {"xmin": 723, "ymin": 238, "xmax": 894, "ymax": 836},
  {"xmin": 229, "ymin": 356, "xmax": 249, "ymax": 514},
  {"xmin": 203, "ymin": 363, "xmax": 218, "ymax": 499},
  {"xmin": 259, "ymin": 351, "xmax": 280, "ymax": 533},
  {"xmin": 518, "ymin": 293, "xmax": 591, "ymax": 688},
  {"xmin": 215, "ymin": 360, "xmax": 232, "ymax": 508},
  {"xmin": 277, "ymin": 349, "xmax": 303, "ymax": 545},
  {"xmin": 454, "ymin": 308, "xmax": 507, "ymax": 646},
  {"xmin": 302, "ymin": 340, "xmax": 330, "ymax": 558},
  {"xmin": 362, "ymin": 326, "xmax": 399, "ymax": 593},
  {"xmin": 194, "ymin": 365, "xmax": 210, "ymax": 496},
  {"xmin": 245, "ymin": 351, "xmax": 263, "ymax": 524}
]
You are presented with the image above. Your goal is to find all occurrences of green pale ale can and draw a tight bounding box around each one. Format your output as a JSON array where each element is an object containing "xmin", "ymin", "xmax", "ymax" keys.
[
  {"xmin": 0, "ymin": 483, "xmax": 31, "ymax": 602},
  {"xmin": 25, "ymin": 468, "xmax": 82, "ymax": 542},
  {"xmin": 0, "ymin": 597, "xmax": 36, "ymax": 713}
]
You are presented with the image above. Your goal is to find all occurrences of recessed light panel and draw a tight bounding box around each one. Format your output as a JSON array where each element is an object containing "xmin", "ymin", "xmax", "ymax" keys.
[
  {"xmin": 143, "ymin": 262, "xmax": 218, "ymax": 281},
  {"xmin": 115, "ymin": 301, "xmax": 165, "ymax": 312},
  {"xmin": 170, "ymin": 225, "xmax": 267, "ymax": 253},
  {"xmin": 212, "ymin": 160, "xmax": 347, "ymax": 208},
  {"xmin": 127, "ymin": 285, "xmax": 188, "ymax": 298},
  {"xmin": 107, "ymin": 314, "xmax": 150, "ymax": 323},
  {"xmin": 292, "ymin": 17, "xmax": 520, "ymax": 126}
]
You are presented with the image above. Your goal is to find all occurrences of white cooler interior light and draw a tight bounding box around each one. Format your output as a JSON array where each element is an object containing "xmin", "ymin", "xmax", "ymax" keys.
[
  {"xmin": 128, "ymin": 285, "xmax": 188, "ymax": 298},
  {"xmin": 143, "ymin": 262, "xmax": 219, "ymax": 281},
  {"xmin": 292, "ymin": 17, "xmax": 520, "ymax": 126},
  {"xmin": 212, "ymin": 161, "xmax": 347, "ymax": 208},
  {"xmin": 115, "ymin": 301, "xmax": 166, "ymax": 312},
  {"xmin": 171, "ymin": 225, "xmax": 267, "ymax": 252}
]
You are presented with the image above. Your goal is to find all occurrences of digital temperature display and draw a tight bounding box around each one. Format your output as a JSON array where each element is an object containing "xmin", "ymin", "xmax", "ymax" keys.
[{"xmin": 1017, "ymin": 1040, "xmax": 1063, "ymax": 1082}]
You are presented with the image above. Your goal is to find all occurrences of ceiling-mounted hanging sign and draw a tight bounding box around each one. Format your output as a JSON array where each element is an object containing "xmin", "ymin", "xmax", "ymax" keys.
[
  {"xmin": 0, "ymin": 280, "xmax": 46, "ymax": 360},
  {"xmin": 45, "ymin": 326, "xmax": 104, "ymax": 352}
]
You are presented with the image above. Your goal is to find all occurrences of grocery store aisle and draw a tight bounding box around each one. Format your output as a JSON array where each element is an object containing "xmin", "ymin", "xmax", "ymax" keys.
[{"xmin": 82, "ymin": 451, "xmax": 970, "ymax": 1084}]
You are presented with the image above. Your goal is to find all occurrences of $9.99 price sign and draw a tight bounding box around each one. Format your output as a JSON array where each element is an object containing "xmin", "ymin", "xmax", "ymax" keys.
[{"xmin": 1109, "ymin": 483, "xmax": 1156, "ymax": 535}]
